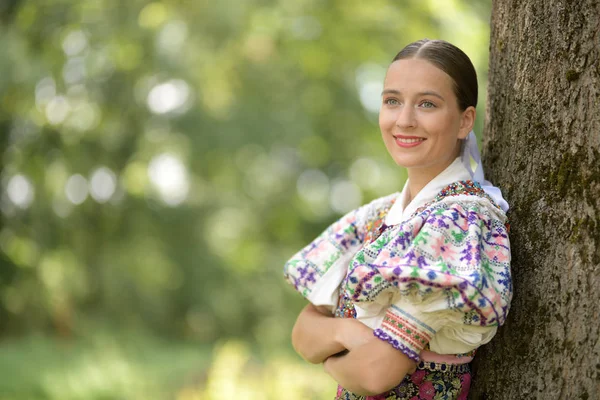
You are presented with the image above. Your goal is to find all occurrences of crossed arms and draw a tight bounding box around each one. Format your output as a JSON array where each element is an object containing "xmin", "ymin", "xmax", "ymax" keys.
[{"xmin": 291, "ymin": 303, "xmax": 416, "ymax": 396}]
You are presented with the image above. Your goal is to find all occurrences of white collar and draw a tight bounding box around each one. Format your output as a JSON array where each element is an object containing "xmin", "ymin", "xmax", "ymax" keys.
[{"xmin": 385, "ymin": 158, "xmax": 471, "ymax": 225}]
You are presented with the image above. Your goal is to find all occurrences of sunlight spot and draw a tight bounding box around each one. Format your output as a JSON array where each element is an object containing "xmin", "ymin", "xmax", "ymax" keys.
[
  {"xmin": 296, "ymin": 169, "xmax": 329, "ymax": 205},
  {"xmin": 330, "ymin": 180, "xmax": 362, "ymax": 214},
  {"xmin": 90, "ymin": 167, "xmax": 117, "ymax": 203},
  {"xmin": 65, "ymin": 174, "xmax": 89, "ymax": 205},
  {"xmin": 46, "ymin": 96, "xmax": 71, "ymax": 125},
  {"xmin": 62, "ymin": 30, "xmax": 88, "ymax": 56},
  {"xmin": 157, "ymin": 20, "xmax": 188, "ymax": 55},
  {"xmin": 63, "ymin": 57, "xmax": 87, "ymax": 84},
  {"xmin": 148, "ymin": 154, "xmax": 189, "ymax": 206},
  {"xmin": 147, "ymin": 80, "xmax": 191, "ymax": 114},
  {"xmin": 66, "ymin": 101, "xmax": 100, "ymax": 132},
  {"xmin": 356, "ymin": 63, "xmax": 386, "ymax": 114},
  {"xmin": 35, "ymin": 77, "xmax": 56, "ymax": 109},
  {"xmin": 7, "ymin": 174, "xmax": 34, "ymax": 209},
  {"xmin": 350, "ymin": 158, "xmax": 382, "ymax": 190}
]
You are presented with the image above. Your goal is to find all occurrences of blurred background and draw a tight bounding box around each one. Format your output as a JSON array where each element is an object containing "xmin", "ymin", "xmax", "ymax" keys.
[{"xmin": 0, "ymin": 0, "xmax": 491, "ymax": 398}]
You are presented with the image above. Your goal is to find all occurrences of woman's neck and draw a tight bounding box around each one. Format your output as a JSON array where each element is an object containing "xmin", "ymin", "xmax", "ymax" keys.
[{"xmin": 406, "ymin": 157, "xmax": 458, "ymax": 203}]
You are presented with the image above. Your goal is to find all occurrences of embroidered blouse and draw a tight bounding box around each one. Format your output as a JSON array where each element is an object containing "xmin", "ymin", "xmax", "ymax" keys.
[{"xmin": 284, "ymin": 158, "xmax": 512, "ymax": 363}]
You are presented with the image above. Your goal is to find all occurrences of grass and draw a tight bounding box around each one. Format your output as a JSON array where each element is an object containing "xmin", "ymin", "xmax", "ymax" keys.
[
  {"xmin": 0, "ymin": 329, "xmax": 212, "ymax": 400},
  {"xmin": 0, "ymin": 328, "xmax": 337, "ymax": 400}
]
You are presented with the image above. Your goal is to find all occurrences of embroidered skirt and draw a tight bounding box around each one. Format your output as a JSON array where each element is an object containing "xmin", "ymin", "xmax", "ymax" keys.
[{"xmin": 334, "ymin": 361, "xmax": 471, "ymax": 400}]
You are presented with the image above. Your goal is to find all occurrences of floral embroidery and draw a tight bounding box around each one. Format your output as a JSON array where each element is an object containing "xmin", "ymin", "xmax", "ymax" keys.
[
  {"xmin": 338, "ymin": 181, "xmax": 511, "ymax": 367},
  {"xmin": 283, "ymin": 193, "xmax": 398, "ymax": 297},
  {"xmin": 284, "ymin": 180, "xmax": 510, "ymax": 400},
  {"xmin": 345, "ymin": 199, "xmax": 510, "ymax": 327},
  {"xmin": 283, "ymin": 213, "xmax": 361, "ymax": 297}
]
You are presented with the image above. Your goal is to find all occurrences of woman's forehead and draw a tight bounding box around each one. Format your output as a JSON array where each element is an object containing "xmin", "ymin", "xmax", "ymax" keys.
[{"xmin": 384, "ymin": 58, "xmax": 454, "ymax": 92}]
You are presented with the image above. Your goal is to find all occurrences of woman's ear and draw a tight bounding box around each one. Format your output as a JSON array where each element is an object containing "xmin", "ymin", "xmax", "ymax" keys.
[{"xmin": 458, "ymin": 106, "xmax": 476, "ymax": 139}]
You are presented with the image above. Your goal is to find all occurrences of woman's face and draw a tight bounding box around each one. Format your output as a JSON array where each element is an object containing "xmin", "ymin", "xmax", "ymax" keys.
[{"xmin": 379, "ymin": 58, "xmax": 474, "ymax": 177}]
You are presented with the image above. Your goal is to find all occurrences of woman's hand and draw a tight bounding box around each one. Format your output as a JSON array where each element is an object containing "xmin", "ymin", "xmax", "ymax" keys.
[
  {"xmin": 335, "ymin": 318, "xmax": 374, "ymax": 351},
  {"xmin": 291, "ymin": 303, "xmax": 347, "ymax": 364},
  {"xmin": 323, "ymin": 337, "xmax": 417, "ymax": 396}
]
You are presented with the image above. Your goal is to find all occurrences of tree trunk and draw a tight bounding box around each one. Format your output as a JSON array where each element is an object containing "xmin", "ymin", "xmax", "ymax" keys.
[{"xmin": 471, "ymin": 1, "xmax": 600, "ymax": 398}]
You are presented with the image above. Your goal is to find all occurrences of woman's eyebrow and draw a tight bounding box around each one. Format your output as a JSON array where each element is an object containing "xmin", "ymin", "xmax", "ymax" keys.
[
  {"xmin": 419, "ymin": 91, "xmax": 445, "ymax": 101},
  {"xmin": 381, "ymin": 89, "xmax": 401, "ymax": 96},
  {"xmin": 381, "ymin": 89, "xmax": 445, "ymax": 101}
]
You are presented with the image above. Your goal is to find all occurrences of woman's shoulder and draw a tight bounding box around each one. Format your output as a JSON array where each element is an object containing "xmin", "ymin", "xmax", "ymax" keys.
[{"xmin": 413, "ymin": 180, "xmax": 508, "ymax": 224}]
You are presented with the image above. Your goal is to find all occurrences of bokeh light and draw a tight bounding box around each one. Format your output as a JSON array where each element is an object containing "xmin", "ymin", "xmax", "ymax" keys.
[
  {"xmin": 7, "ymin": 174, "xmax": 34, "ymax": 209},
  {"xmin": 46, "ymin": 96, "xmax": 71, "ymax": 125},
  {"xmin": 148, "ymin": 153, "xmax": 190, "ymax": 206},
  {"xmin": 65, "ymin": 174, "xmax": 89, "ymax": 205},
  {"xmin": 0, "ymin": 1, "xmax": 493, "ymax": 398},
  {"xmin": 146, "ymin": 80, "xmax": 191, "ymax": 115},
  {"xmin": 329, "ymin": 180, "xmax": 362, "ymax": 214},
  {"xmin": 356, "ymin": 63, "xmax": 387, "ymax": 114},
  {"xmin": 89, "ymin": 167, "xmax": 117, "ymax": 203}
]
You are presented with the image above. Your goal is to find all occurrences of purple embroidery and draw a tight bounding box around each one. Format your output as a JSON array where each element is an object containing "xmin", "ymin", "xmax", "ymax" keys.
[
  {"xmin": 373, "ymin": 329, "xmax": 421, "ymax": 362},
  {"xmin": 285, "ymin": 179, "xmax": 511, "ymax": 333}
]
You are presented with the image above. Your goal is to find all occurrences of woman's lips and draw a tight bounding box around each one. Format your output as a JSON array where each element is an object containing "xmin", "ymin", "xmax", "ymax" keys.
[{"xmin": 394, "ymin": 136, "xmax": 426, "ymax": 148}]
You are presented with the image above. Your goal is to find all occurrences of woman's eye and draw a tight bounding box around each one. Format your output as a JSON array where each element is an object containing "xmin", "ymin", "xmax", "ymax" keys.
[
  {"xmin": 384, "ymin": 98, "xmax": 399, "ymax": 105},
  {"xmin": 420, "ymin": 101, "xmax": 435, "ymax": 108}
]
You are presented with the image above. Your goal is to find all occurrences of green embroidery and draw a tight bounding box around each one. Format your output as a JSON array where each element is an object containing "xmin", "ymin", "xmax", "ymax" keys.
[
  {"xmin": 414, "ymin": 231, "xmax": 430, "ymax": 245},
  {"xmin": 451, "ymin": 231, "xmax": 465, "ymax": 242},
  {"xmin": 372, "ymin": 235, "xmax": 388, "ymax": 251},
  {"xmin": 481, "ymin": 259, "xmax": 494, "ymax": 278},
  {"xmin": 355, "ymin": 251, "xmax": 365, "ymax": 264},
  {"xmin": 323, "ymin": 251, "xmax": 342, "ymax": 271},
  {"xmin": 439, "ymin": 260, "xmax": 458, "ymax": 275}
]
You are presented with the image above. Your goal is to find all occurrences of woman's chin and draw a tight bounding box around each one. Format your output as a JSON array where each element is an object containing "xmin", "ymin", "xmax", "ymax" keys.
[{"xmin": 388, "ymin": 156, "xmax": 422, "ymax": 169}]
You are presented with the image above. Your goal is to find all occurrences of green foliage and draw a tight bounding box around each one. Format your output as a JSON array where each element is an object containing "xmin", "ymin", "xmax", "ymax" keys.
[
  {"xmin": 0, "ymin": 329, "xmax": 339, "ymax": 399},
  {"xmin": 0, "ymin": 328, "xmax": 212, "ymax": 399},
  {"xmin": 0, "ymin": 0, "xmax": 491, "ymax": 393}
]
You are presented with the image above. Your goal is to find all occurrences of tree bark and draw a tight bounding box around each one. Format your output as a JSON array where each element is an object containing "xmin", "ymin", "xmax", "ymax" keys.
[{"xmin": 471, "ymin": 1, "xmax": 600, "ymax": 399}]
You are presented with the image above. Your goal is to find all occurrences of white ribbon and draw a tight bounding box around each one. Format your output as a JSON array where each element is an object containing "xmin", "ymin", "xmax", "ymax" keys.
[{"xmin": 461, "ymin": 131, "xmax": 509, "ymax": 212}]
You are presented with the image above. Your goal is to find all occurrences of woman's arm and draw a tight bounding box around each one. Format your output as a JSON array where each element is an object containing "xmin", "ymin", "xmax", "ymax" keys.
[
  {"xmin": 323, "ymin": 336, "xmax": 416, "ymax": 396},
  {"xmin": 291, "ymin": 304, "xmax": 373, "ymax": 364},
  {"xmin": 291, "ymin": 304, "xmax": 343, "ymax": 363}
]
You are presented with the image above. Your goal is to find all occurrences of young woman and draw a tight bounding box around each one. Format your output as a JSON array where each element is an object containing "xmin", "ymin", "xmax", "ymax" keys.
[{"xmin": 284, "ymin": 39, "xmax": 512, "ymax": 399}]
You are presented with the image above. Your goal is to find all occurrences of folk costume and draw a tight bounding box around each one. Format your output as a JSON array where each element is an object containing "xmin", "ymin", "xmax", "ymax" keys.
[{"xmin": 284, "ymin": 133, "xmax": 511, "ymax": 399}]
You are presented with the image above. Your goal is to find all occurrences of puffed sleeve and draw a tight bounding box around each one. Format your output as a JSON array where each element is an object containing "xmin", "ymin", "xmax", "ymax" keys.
[
  {"xmin": 284, "ymin": 194, "xmax": 397, "ymax": 311},
  {"xmin": 345, "ymin": 198, "xmax": 511, "ymax": 362}
]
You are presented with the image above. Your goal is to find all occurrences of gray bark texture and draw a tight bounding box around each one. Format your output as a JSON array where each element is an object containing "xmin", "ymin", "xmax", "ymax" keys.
[{"xmin": 470, "ymin": 1, "xmax": 600, "ymax": 399}]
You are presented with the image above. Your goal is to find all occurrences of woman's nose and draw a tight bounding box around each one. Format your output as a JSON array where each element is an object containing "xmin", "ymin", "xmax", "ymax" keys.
[{"xmin": 395, "ymin": 105, "xmax": 417, "ymax": 129}]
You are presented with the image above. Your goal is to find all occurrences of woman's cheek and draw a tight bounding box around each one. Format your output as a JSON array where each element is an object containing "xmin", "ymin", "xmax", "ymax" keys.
[{"xmin": 379, "ymin": 111, "xmax": 396, "ymax": 130}]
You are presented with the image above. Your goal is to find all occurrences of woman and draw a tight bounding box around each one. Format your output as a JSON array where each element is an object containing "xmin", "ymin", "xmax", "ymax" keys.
[{"xmin": 284, "ymin": 39, "xmax": 512, "ymax": 399}]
